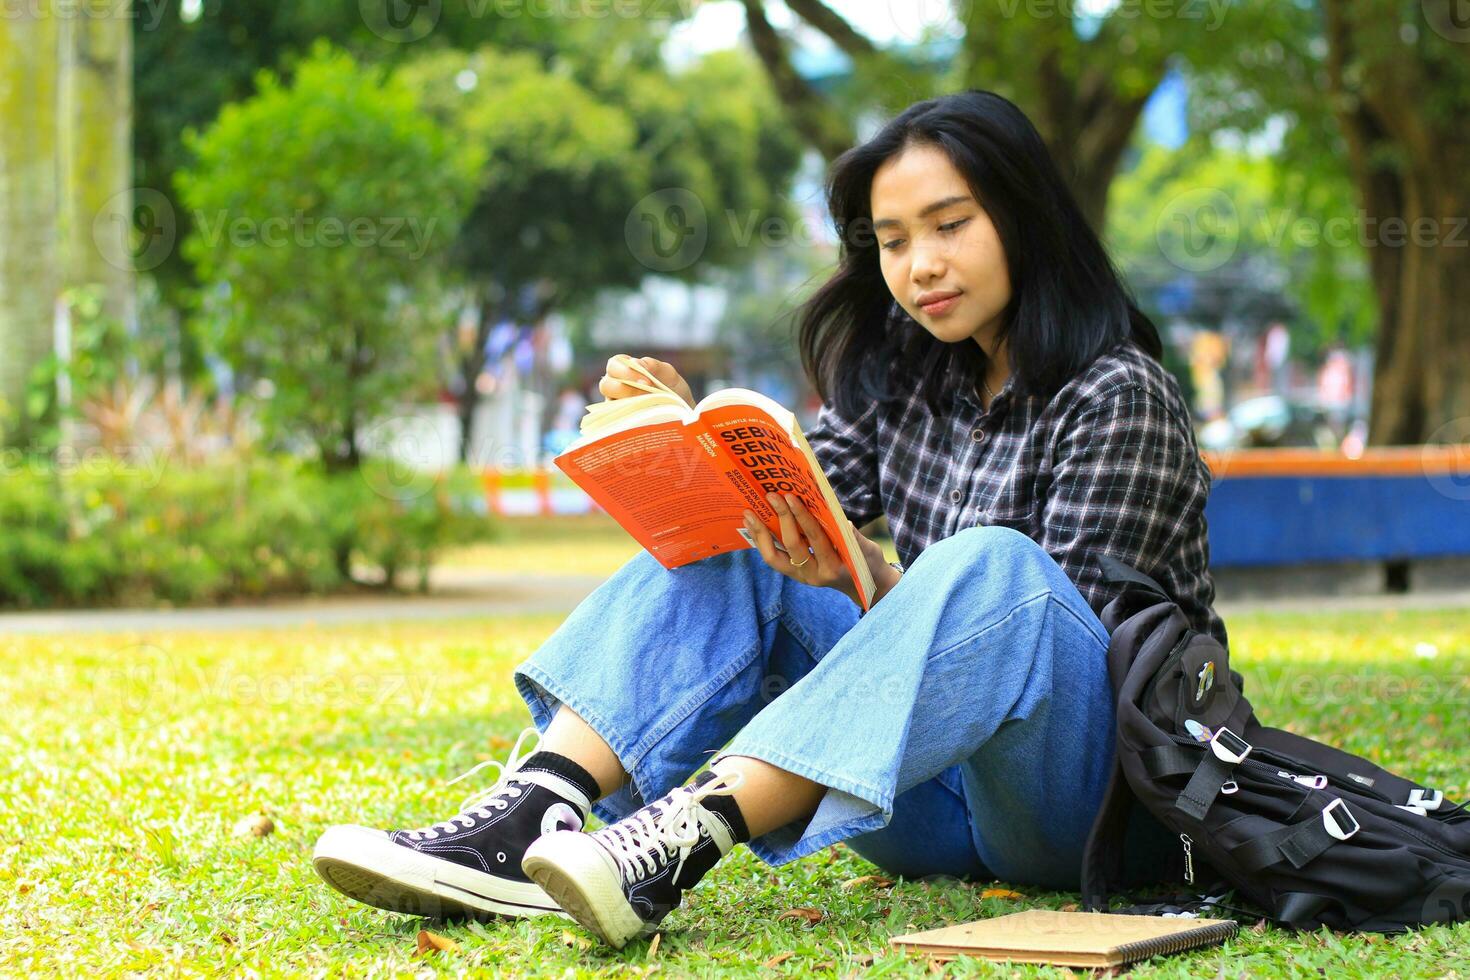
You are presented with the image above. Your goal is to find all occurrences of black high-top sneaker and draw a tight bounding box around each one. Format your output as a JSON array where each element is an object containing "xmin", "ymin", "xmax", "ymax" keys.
[
  {"xmin": 522, "ymin": 769, "xmax": 749, "ymax": 949},
  {"xmin": 313, "ymin": 728, "xmax": 599, "ymax": 920}
]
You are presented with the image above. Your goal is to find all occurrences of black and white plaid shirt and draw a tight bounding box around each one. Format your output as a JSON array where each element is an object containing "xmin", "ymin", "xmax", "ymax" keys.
[{"xmin": 806, "ymin": 328, "xmax": 1229, "ymax": 650}]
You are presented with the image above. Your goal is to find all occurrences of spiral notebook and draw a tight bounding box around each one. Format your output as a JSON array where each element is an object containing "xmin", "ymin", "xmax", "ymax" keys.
[{"xmin": 891, "ymin": 909, "xmax": 1237, "ymax": 968}]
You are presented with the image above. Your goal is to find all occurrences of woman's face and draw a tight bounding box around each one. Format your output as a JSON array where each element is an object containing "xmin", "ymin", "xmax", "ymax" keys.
[{"xmin": 869, "ymin": 143, "xmax": 1012, "ymax": 350}]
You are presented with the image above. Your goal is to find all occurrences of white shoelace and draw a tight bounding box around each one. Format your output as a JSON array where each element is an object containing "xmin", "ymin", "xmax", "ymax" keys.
[
  {"xmin": 599, "ymin": 770, "xmax": 745, "ymax": 884},
  {"xmin": 404, "ymin": 728, "xmax": 542, "ymax": 841}
]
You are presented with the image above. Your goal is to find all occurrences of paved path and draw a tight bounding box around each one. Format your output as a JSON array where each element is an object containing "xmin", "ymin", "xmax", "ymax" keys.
[
  {"xmin": 3, "ymin": 571, "xmax": 1469, "ymax": 635},
  {"xmin": 0, "ymin": 572, "xmax": 605, "ymax": 634}
]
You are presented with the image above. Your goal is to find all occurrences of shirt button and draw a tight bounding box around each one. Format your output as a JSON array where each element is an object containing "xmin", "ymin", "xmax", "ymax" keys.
[
  {"xmin": 971, "ymin": 427, "xmax": 986, "ymax": 443},
  {"xmin": 949, "ymin": 489, "xmax": 963, "ymax": 504}
]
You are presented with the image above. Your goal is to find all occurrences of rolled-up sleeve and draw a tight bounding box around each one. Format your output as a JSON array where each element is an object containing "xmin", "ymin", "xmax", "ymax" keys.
[
  {"xmin": 804, "ymin": 399, "xmax": 884, "ymax": 529},
  {"xmin": 1039, "ymin": 383, "xmax": 1227, "ymax": 647}
]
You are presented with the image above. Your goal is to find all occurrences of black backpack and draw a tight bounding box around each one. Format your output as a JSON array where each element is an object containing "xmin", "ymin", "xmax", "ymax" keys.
[{"xmin": 1080, "ymin": 556, "xmax": 1470, "ymax": 932}]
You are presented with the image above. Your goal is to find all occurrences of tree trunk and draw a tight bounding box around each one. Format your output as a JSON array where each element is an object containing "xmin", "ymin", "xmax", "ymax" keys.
[
  {"xmin": 0, "ymin": 2, "xmax": 132, "ymax": 444},
  {"xmin": 1362, "ymin": 178, "xmax": 1470, "ymax": 446},
  {"xmin": 0, "ymin": 10, "xmax": 61, "ymax": 440},
  {"xmin": 455, "ymin": 296, "xmax": 496, "ymax": 464},
  {"xmin": 1323, "ymin": 0, "xmax": 1470, "ymax": 445},
  {"xmin": 61, "ymin": 3, "xmax": 133, "ymax": 325},
  {"xmin": 737, "ymin": 0, "xmax": 856, "ymax": 163}
]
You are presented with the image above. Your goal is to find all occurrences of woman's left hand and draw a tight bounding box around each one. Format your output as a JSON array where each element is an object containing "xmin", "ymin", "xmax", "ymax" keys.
[{"xmin": 742, "ymin": 492, "xmax": 899, "ymax": 606}]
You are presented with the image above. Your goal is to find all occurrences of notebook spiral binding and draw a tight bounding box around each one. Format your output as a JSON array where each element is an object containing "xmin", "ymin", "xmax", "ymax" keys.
[{"xmin": 1109, "ymin": 919, "xmax": 1238, "ymax": 963}]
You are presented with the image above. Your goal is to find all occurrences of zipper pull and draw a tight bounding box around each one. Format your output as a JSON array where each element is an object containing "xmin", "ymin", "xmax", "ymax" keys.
[
  {"xmin": 1180, "ymin": 833, "xmax": 1195, "ymax": 885},
  {"xmin": 1277, "ymin": 769, "xmax": 1328, "ymax": 789}
]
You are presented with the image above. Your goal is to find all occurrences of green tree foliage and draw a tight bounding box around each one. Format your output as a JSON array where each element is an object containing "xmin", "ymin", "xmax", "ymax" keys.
[
  {"xmin": 175, "ymin": 44, "xmax": 481, "ymax": 470},
  {"xmin": 1188, "ymin": 0, "xmax": 1470, "ymax": 442},
  {"xmin": 394, "ymin": 42, "xmax": 804, "ymax": 456},
  {"xmin": 133, "ymin": 2, "xmax": 702, "ymax": 301},
  {"xmin": 1107, "ymin": 141, "xmax": 1374, "ymax": 360},
  {"xmin": 739, "ymin": 0, "xmax": 1281, "ymax": 229}
]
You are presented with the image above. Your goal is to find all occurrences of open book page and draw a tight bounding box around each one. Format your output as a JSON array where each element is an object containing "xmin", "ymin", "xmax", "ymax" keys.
[
  {"xmin": 555, "ymin": 356, "xmax": 875, "ymax": 609},
  {"xmin": 555, "ymin": 414, "xmax": 760, "ymax": 568},
  {"xmin": 694, "ymin": 389, "xmax": 874, "ymax": 610},
  {"xmin": 555, "ymin": 358, "xmax": 765, "ymax": 569}
]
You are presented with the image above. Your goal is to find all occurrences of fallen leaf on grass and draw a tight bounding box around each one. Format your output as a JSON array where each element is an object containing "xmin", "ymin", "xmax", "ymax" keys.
[
  {"xmin": 980, "ymin": 888, "xmax": 1024, "ymax": 900},
  {"xmin": 1059, "ymin": 903, "xmax": 1079, "ymax": 912},
  {"xmin": 778, "ymin": 908, "xmax": 824, "ymax": 926},
  {"xmin": 232, "ymin": 814, "xmax": 275, "ymax": 838},
  {"xmin": 762, "ymin": 952, "xmax": 794, "ymax": 968},
  {"xmin": 647, "ymin": 933, "xmax": 661, "ymax": 960},
  {"xmin": 562, "ymin": 929, "xmax": 593, "ymax": 951},
  {"xmin": 415, "ymin": 930, "xmax": 460, "ymax": 956},
  {"xmin": 841, "ymin": 875, "xmax": 895, "ymax": 891}
]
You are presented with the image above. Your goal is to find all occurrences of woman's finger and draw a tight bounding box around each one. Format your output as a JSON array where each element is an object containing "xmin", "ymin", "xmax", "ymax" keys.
[
  {"xmin": 743, "ymin": 510, "xmax": 780, "ymax": 567},
  {"xmin": 765, "ymin": 492, "xmax": 812, "ymax": 568},
  {"xmin": 783, "ymin": 493, "xmax": 840, "ymax": 569}
]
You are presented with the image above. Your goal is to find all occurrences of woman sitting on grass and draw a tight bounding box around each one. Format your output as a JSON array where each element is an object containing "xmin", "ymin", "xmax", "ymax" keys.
[{"xmin": 312, "ymin": 89, "xmax": 1228, "ymax": 950}]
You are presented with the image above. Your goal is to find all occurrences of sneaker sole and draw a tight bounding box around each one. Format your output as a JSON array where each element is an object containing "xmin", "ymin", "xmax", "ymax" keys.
[
  {"xmin": 312, "ymin": 825, "xmax": 566, "ymax": 921},
  {"xmin": 522, "ymin": 831, "xmax": 650, "ymax": 949}
]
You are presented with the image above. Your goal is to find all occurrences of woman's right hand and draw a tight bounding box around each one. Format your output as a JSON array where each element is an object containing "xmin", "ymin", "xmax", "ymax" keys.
[{"xmin": 599, "ymin": 354, "xmax": 695, "ymax": 410}]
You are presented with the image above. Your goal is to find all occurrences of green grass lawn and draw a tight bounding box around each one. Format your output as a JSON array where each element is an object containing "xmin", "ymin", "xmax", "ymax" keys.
[{"xmin": 3, "ymin": 607, "xmax": 1467, "ymax": 977}]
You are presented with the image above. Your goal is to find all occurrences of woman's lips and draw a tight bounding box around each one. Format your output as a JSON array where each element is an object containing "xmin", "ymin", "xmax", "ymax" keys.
[{"xmin": 920, "ymin": 293, "xmax": 961, "ymax": 316}]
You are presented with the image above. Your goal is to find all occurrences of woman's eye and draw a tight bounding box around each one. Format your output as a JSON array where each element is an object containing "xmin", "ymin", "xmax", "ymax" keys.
[
  {"xmin": 879, "ymin": 239, "xmax": 904, "ymax": 252},
  {"xmin": 939, "ymin": 218, "xmax": 970, "ymax": 233}
]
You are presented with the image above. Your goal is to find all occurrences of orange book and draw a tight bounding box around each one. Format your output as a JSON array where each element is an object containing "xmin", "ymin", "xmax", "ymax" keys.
[{"xmin": 553, "ymin": 357, "xmax": 877, "ymax": 610}]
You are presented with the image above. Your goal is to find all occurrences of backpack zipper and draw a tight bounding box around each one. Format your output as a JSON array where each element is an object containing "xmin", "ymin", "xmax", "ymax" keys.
[
  {"xmin": 1140, "ymin": 629, "xmax": 1196, "ymax": 711},
  {"xmin": 1169, "ymin": 733, "xmax": 1468, "ymax": 862}
]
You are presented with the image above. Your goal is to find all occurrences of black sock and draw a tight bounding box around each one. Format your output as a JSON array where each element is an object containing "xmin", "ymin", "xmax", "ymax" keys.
[
  {"xmin": 694, "ymin": 770, "xmax": 752, "ymax": 845},
  {"xmin": 520, "ymin": 751, "xmax": 602, "ymax": 808}
]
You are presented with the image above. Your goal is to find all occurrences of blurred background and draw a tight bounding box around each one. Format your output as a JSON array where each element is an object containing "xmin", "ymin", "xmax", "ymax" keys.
[{"xmin": 2, "ymin": 0, "xmax": 1468, "ymax": 610}]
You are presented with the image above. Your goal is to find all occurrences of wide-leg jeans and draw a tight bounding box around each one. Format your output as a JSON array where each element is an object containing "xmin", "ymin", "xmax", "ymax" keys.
[{"xmin": 514, "ymin": 524, "xmax": 1127, "ymax": 889}]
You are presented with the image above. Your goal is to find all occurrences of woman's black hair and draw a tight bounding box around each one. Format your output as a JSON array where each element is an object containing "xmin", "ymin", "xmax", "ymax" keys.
[{"xmin": 797, "ymin": 89, "xmax": 1163, "ymax": 418}]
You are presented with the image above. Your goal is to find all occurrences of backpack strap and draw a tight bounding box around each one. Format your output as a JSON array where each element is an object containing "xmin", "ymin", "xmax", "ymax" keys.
[
  {"xmin": 1231, "ymin": 799, "xmax": 1362, "ymax": 871},
  {"xmin": 1080, "ymin": 759, "xmax": 1132, "ymax": 911},
  {"xmin": 1176, "ymin": 728, "xmax": 1253, "ymax": 821},
  {"xmin": 1097, "ymin": 553, "xmax": 1171, "ymax": 598}
]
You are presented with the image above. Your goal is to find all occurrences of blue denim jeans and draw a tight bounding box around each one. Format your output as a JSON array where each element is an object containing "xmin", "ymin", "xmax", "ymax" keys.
[{"xmin": 514, "ymin": 524, "xmax": 1124, "ymax": 890}]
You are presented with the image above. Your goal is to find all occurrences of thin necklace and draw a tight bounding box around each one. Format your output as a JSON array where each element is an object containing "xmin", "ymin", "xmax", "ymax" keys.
[{"xmin": 980, "ymin": 375, "xmax": 994, "ymax": 401}]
